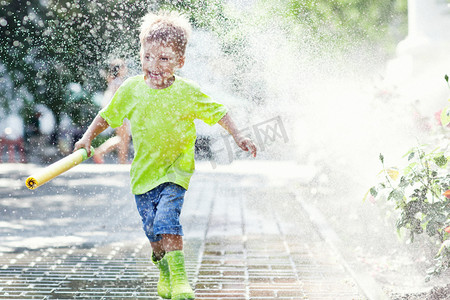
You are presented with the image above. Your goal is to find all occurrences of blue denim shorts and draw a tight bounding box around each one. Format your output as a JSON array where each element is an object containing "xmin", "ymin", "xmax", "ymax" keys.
[{"xmin": 134, "ymin": 182, "xmax": 186, "ymax": 242}]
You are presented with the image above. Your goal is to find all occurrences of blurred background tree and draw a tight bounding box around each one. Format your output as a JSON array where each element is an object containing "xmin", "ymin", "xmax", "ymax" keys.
[
  {"xmin": 163, "ymin": 0, "xmax": 407, "ymax": 104},
  {"xmin": 0, "ymin": 0, "xmax": 407, "ymax": 154},
  {"xmin": 271, "ymin": 0, "xmax": 407, "ymax": 51},
  {"xmin": 0, "ymin": 0, "xmax": 147, "ymax": 130}
]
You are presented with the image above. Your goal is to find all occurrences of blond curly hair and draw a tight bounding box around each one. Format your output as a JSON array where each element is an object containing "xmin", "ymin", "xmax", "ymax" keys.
[{"xmin": 139, "ymin": 11, "xmax": 192, "ymax": 57}]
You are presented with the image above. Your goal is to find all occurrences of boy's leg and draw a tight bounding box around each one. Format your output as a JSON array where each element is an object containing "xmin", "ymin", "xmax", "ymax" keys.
[
  {"xmin": 162, "ymin": 234, "xmax": 183, "ymax": 252},
  {"xmin": 135, "ymin": 188, "xmax": 171, "ymax": 298},
  {"xmin": 149, "ymin": 234, "xmax": 184, "ymax": 299},
  {"xmin": 151, "ymin": 240, "xmax": 166, "ymax": 260},
  {"xmin": 165, "ymin": 247, "xmax": 194, "ymax": 300},
  {"xmin": 154, "ymin": 184, "xmax": 194, "ymax": 300},
  {"xmin": 151, "ymin": 240, "xmax": 172, "ymax": 299},
  {"xmin": 138, "ymin": 183, "xmax": 194, "ymax": 299}
]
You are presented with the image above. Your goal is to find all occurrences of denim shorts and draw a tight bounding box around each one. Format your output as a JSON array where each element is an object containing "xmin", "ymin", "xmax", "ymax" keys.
[{"xmin": 134, "ymin": 182, "xmax": 186, "ymax": 242}]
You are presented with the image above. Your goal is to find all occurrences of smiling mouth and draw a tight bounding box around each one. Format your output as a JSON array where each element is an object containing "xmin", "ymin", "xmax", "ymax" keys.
[{"xmin": 147, "ymin": 71, "xmax": 161, "ymax": 79}]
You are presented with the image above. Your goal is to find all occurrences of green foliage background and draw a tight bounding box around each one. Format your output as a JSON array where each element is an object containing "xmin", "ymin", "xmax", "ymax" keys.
[{"xmin": 0, "ymin": 0, "xmax": 407, "ymax": 132}]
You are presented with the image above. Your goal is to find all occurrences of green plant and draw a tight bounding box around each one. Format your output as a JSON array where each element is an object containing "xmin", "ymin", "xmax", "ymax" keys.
[
  {"xmin": 366, "ymin": 146, "xmax": 450, "ymax": 280},
  {"xmin": 366, "ymin": 74, "xmax": 450, "ymax": 280}
]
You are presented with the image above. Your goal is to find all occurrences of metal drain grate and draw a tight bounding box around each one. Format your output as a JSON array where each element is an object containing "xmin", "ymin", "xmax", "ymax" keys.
[{"xmin": 0, "ymin": 245, "xmax": 168, "ymax": 299}]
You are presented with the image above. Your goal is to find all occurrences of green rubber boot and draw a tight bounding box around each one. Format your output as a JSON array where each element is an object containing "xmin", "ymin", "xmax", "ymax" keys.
[
  {"xmin": 152, "ymin": 253, "xmax": 171, "ymax": 299},
  {"xmin": 165, "ymin": 250, "xmax": 195, "ymax": 300}
]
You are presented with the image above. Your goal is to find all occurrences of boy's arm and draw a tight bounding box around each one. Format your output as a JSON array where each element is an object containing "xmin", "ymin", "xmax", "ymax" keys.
[
  {"xmin": 218, "ymin": 113, "xmax": 257, "ymax": 157},
  {"xmin": 73, "ymin": 114, "xmax": 110, "ymax": 156}
]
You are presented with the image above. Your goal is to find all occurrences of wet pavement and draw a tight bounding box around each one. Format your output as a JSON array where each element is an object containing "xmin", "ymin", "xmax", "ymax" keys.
[{"xmin": 0, "ymin": 161, "xmax": 368, "ymax": 299}]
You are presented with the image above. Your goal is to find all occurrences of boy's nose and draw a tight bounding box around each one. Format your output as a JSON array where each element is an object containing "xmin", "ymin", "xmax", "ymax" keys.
[{"xmin": 148, "ymin": 60, "xmax": 160, "ymax": 70}]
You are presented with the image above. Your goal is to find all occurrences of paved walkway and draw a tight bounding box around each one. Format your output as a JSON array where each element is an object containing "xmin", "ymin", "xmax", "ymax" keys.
[{"xmin": 0, "ymin": 161, "xmax": 365, "ymax": 299}]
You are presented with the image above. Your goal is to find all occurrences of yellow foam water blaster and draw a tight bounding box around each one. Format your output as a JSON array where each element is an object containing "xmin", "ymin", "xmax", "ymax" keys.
[{"xmin": 25, "ymin": 147, "xmax": 94, "ymax": 190}]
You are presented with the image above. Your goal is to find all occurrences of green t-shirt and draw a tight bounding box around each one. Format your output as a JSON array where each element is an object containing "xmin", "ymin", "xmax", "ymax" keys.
[{"xmin": 100, "ymin": 75, "xmax": 228, "ymax": 195}]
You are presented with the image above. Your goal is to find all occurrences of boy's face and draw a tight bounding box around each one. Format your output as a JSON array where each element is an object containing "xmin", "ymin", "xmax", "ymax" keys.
[{"xmin": 141, "ymin": 41, "xmax": 185, "ymax": 89}]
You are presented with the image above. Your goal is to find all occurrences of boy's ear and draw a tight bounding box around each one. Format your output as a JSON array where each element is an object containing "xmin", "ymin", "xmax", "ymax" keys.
[{"xmin": 177, "ymin": 55, "xmax": 185, "ymax": 69}]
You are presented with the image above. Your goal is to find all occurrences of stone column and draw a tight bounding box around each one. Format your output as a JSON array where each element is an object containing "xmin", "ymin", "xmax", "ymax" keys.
[{"xmin": 386, "ymin": 0, "xmax": 450, "ymax": 115}]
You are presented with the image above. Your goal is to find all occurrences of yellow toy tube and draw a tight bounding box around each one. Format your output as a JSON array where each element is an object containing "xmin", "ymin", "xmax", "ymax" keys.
[{"xmin": 25, "ymin": 147, "xmax": 94, "ymax": 190}]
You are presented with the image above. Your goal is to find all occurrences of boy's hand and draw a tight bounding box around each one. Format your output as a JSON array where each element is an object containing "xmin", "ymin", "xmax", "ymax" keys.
[
  {"xmin": 74, "ymin": 138, "xmax": 93, "ymax": 157},
  {"xmin": 235, "ymin": 136, "xmax": 257, "ymax": 158},
  {"xmin": 217, "ymin": 113, "xmax": 257, "ymax": 157},
  {"xmin": 72, "ymin": 114, "xmax": 109, "ymax": 157}
]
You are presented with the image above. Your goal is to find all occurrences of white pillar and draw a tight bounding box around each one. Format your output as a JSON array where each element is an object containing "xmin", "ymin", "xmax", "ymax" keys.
[
  {"xmin": 408, "ymin": 0, "xmax": 450, "ymax": 42},
  {"xmin": 386, "ymin": 0, "xmax": 450, "ymax": 115}
]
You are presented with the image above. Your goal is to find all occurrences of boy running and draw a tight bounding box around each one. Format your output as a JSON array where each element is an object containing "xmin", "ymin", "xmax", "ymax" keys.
[{"xmin": 74, "ymin": 11, "xmax": 257, "ymax": 300}]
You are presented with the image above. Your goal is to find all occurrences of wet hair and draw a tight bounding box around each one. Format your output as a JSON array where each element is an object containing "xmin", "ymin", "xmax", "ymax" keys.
[{"xmin": 139, "ymin": 11, "xmax": 192, "ymax": 57}]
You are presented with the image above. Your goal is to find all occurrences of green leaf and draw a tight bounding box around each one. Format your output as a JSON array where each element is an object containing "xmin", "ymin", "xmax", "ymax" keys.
[
  {"xmin": 426, "ymin": 221, "xmax": 438, "ymax": 237},
  {"xmin": 445, "ymin": 74, "xmax": 449, "ymax": 84},
  {"xmin": 379, "ymin": 153, "xmax": 384, "ymax": 164},
  {"xmin": 404, "ymin": 162, "xmax": 417, "ymax": 175},
  {"xmin": 388, "ymin": 189, "xmax": 403, "ymax": 201},
  {"xmin": 434, "ymin": 213, "xmax": 447, "ymax": 223},
  {"xmin": 440, "ymin": 106, "xmax": 450, "ymax": 126},
  {"xmin": 408, "ymin": 152, "xmax": 415, "ymax": 161},
  {"xmin": 402, "ymin": 149, "xmax": 413, "ymax": 158},
  {"xmin": 396, "ymin": 218, "xmax": 407, "ymax": 230},
  {"xmin": 419, "ymin": 151, "xmax": 426, "ymax": 159},
  {"xmin": 362, "ymin": 190, "xmax": 369, "ymax": 203},
  {"xmin": 437, "ymin": 240, "xmax": 450, "ymax": 255},
  {"xmin": 397, "ymin": 226, "xmax": 402, "ymax": 237},
  {"xmin": 369, "ymin": 187, "xmax": 378, "ymax": 197},
  {"xmin": 399, "ymin": 177, "xmax": 409, "ymax": 188},
  {"xmin": 434, "ymin": 155, "xmax": 448, "ymax": 168},
  {"xmin": 410, "ymin": 230, "xmax": 415, "ymax": 243}
]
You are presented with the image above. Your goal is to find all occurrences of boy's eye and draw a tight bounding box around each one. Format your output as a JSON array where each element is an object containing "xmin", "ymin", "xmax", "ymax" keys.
[{"xmin": 160, "ymin": 57, "xmax": 169, "ymax": 61}]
